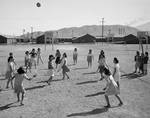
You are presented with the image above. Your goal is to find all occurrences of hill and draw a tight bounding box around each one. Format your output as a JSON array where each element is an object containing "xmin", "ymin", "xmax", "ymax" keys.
[
  {"xmin": 21, "ymin": 25, "xmax": 139, "ymax": 38},
  {"xmin": 136, "ymin": 22, "xmax": 150, "ymax": 31}
]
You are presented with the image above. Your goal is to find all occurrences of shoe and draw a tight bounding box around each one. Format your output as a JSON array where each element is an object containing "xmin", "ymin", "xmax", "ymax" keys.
[
  {"xmin": 104, "ymin": 105, "xmax": 111, "ymax": 108},
  {"xmin": 103, "ymin": 87, "xmax": 106, "ymax": 91},
  {"xmin": 118, "ymin": 102, "xmax": 123, "ymax": 106},
  {"xmin": 20, "ymin": 102, "xmax": 24, "ymax": 106},
  {"xmin": 47, "ymin": 81, "xmax": 50, "ymax": 85}
]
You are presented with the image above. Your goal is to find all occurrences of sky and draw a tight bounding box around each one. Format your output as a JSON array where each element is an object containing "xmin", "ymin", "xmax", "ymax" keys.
[{"xmin": 0, "ymin": 0, "xmax": 150, "ymax": 35}]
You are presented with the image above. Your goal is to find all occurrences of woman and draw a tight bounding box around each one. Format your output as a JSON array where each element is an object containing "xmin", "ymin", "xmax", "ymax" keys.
[
  {"xmin": 60, "ymin": 53, "xmax": 70, "ymax": 80},
  {"xmin": 113, "ymin": 57, "xmax": 120, "ymax": 88},
  {"xmin": 103, "ymin": 68, "xmax": 123, "ymax": 108},
  {"xmin": 55, "ymin": 49, "xmax": 61, "ymax": 69},
  {"xmin": 12, "ymin": 67, "xmax": 32, "ymax": 105},
  {"xmin": 37, "ymin": 48, "xmax": 43, "ymax": 65},
  {"xmin": 97, "ymin": 50, "xmax": 108, "ymax": 80}
]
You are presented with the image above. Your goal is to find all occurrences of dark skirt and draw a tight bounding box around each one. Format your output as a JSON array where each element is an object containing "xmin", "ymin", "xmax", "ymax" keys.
[
  {"xmin": 62, "ymin": 65, "xmax": 70, "ymax": 73},
  {"xmin": 98, "ymin": 65, "xmax": 105, "ymax": 73},
  {"xmin": 55, "ymin": 57, "xmax": 61, "ymax": 64}
]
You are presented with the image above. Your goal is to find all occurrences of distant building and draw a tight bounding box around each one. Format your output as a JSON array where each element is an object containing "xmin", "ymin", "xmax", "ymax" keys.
[
  {"xmin": 72, "ymin": 34, "xmax": 96, "ymax": 43},
  {"xmin": 36, "ymin": 34, "xmax": 58, "ymax": 44},
  {"xmin": 124, "ymin": 34, "xmax": 139, "ymax": 44},
  {"xmin": 0, "ymin": 35, "xmax": 18, "ymax": 44},
  {"xmin": 0, "ymin": 35, "xmax": 7, "ymax": 44},
  {"xmin": 110, "ymin": 34, "xmax": 139, "ymax": 44}
]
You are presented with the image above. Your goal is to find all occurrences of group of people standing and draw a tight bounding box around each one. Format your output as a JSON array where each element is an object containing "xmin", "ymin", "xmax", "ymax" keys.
[
  {"xmin": 134, "ymin": 51, "xmax": 149, "ymax": 75},
  {"xmin": 5, "ymin": 47, "xmax": 149, "ymax": 107},
  {"xmin": 25, "ymin": 48, "xmax": 43, "ymax": 72},
  {"xmin": 47, "ymin": 48, "xmax": 123, "ymax": 108},
  {"xmin": 47, "ymin": 50, "xmax": 70, "ymax": 85}
]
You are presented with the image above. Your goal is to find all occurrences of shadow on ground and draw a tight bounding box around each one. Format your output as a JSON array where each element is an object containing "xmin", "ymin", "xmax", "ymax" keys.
[
  {"xmin": 85, "ymin": 91, "xmax": 105, "ymax": 97},
  {"xmin": 25, "ymin": 85, "xmax": 46, "ymax": 91},
  {"xmin": 36, "ymin": 79, "xmax": 63, "ymax": 84},
  {"xmin": 73, "ymin": 67, "xmax": 88, "ymax": 70},
  {"xmin": 68, "ymin": 64, "xmax": 75, "ymax": 67},
  {"xmin": 0, "ymin": 102, "xmax": 20, "ymax": 111},
  {"xmin": 67, "ymin": 107, "xmax": 108, "ymax": 117},
  {"xmin": 76, "ymin": 80, "xmax": 98, "ymax": 85},
  {"xmin": 121, "ymin": 72, "xmax": 143, "ymax": 79},
  {"xmin": 82, "ymin": 71, "xmax": 97, "ymax": 75}
]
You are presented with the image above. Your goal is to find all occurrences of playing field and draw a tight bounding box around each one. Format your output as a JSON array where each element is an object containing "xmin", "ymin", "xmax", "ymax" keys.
[{"xmin": 0, "ymin": 43, "xmax": 150, "ymax": 118}]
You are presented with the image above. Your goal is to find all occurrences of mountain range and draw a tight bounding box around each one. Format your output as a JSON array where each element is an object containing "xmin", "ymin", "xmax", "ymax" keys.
[
  {"xmin": 136, "ymin": 22, "xmax": 150, "ymax": 31},
  {"xmin": 2, "ymin": 22, "xmax": 150, "ymax": 38},
  {"xmin": 21, "ymin": 25, "xmax": 139, "ymax": 39}
]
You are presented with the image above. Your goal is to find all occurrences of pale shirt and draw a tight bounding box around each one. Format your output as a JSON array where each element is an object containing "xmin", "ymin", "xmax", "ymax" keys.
[
  {"xmin": 61, "ymin": 58, "xmax": 67, "ymax": 66},
  {"xmin": 7, "ymin": 62, "xmax": 15, "ymax": 72},
  {"xmin": 87, "ymin": 54, "xmax": 94, "ymax": 62},
  {"xmin": 37, "ymin": 51, "xmax": 41, "ymax": 57},
  {"xmin": 73, "ymin": 51, "xmax": 78, "ymax": 58},
  {"xmin": 14, "ymin": 73, "xmax": 29, "ymax": 87},
  {"xmin": 113, "ymin": 63, "xmax": 120, "ymax": 82},
  {"xmin": 25, "ymin": 55, "xmax": 30, "ymax": 61},
  {"xmin": 58, "ymin": 57, "xmax": 67, "ymax": 71}
]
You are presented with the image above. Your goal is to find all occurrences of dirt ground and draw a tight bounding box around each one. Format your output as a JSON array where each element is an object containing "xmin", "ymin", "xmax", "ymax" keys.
[{"xmin": 0, "ymin": 43, "xmax": 150, "ymax": 118}]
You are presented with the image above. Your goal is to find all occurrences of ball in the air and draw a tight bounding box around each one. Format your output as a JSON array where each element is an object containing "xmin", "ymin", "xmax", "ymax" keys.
[{"xmin": 36, "ymin": 2, "xmax": 41, "ymax": 7}]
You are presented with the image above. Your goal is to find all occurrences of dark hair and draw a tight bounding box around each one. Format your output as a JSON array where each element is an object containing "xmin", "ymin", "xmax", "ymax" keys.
[
  {"xmin": 49, "ymin": 55, "xmax": 55, "ymax": 61},
  {"xmin": 17, "ymin": 67, "xmax": 26, "ymax": 74},
  {"xmin": 100, "ymin": 50, "xmax": 104, "ymax": 55},
  {"xmin": 8, "ymin": 56, "xmax": 13, "ymax": 62},
  {"xmin": 9, "ymin": 52, "xmax": 13, "ymax": 56},
  {"xmin": 145, "ymin": 52, "xmax": 148, "ymax": 56},
  {"xmin": 114, "ymin": 57, "xmax": 119, "ymax": 64},
  {"xmin": 25, "ymin": 51, "xmax": 29, "ymax": 54},
  {"xmin": 74, "ymin": 48, "xmax": 77, "ymax": 51},
  {"xmin": 32, "ymin": 48, "xmax": 35, "ymax": 51},
  {"xmin": 89, "ymin": 49, "xmax": 92, "ymax": 53},
  {"xmin": 103, "ymin": 68, "xmax": 111, "ymax": 76},
  {"xmin": 136, "ymin": 51, "xmax": 139, "ymax": 55},
  {"xmin": 37, "ymin": 48, "xmax": 40, "ymax": 51},
  {"xmin": 63, "ymin": 53, "xmax": 67, "ymax": 58}
]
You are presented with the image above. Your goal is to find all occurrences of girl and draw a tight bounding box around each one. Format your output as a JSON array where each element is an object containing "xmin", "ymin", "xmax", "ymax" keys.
[
  {"xmin": 143, "ymin": 52, "xmax": 149, "ymax": 75},
  {"xmin": 24, "ymin": 51, "xmax": 31, "ymax": 73},
  {"xmin": 8, "ymin": 52, "xmax": 17, "ymax": 65},
  {"xmin": 30, "ymin": 48, "xmax": 37, "ymax": 69},
  {"xmin": 97, "ymin": 50, "xmax": 107, "ymax": 80},
  {"xmin": 87, "ymin": 49, "xmax": 94, "ymax": 68},
  {"xmin": 134, "ymin": 51, "xmax": 140, "ymax": 73},
  {"xmin": 139, "ymin": 53, "xmax": 144, "ymax": 74},
  {"xmin": 37, "ymin": 48, "xmax": 43, "ymax": 65},
  {"xmin": 6, "ymin": 56, "xmax": 16, "ymax": 89},
  {"xmin": 47, "ymin": 55, "xmax": 55, "ymax": 85},
  {"xmin": 113, "ymin": 57, "xmax": 120, "ymax": 88},
  {"xmin": 60, "ymin": 53, "xmax": 70, "ymax": 80},
  {"xmin": 73, "ymin": 48, "xmax": 78, "ymax": 65},
  {"xmin": 102, "ymin": 68, "xmax": 123, "ymax": 108},
  {"xmin": 55, "ymin": 49, "xmax": 61, "ymax": 69},
  {"xmin": 12, "ymin": 67, "xmax": 32, "ymax": 105}
]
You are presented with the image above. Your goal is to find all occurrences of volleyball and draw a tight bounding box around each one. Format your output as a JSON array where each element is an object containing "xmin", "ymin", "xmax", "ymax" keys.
[{"xmin": 36, "ymin": 2, "xmax": 41, "ymax": 7}]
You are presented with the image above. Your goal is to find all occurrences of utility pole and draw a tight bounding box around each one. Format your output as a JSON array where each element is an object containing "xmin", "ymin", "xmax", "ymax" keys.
[
  {"xmin": 31, "ymin": 27, "xmax": 33, "ymax": 43},
  {"xmin": 72, "ymin": 29, "xmax": 74, "ymax": 38},
  {"xmin": 22, "ymin": 29, "xmax": 25, "ymax": 43},
  {"xmin": 100, "ymin": 18, "xmax": 104, "ymax": 44}
]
